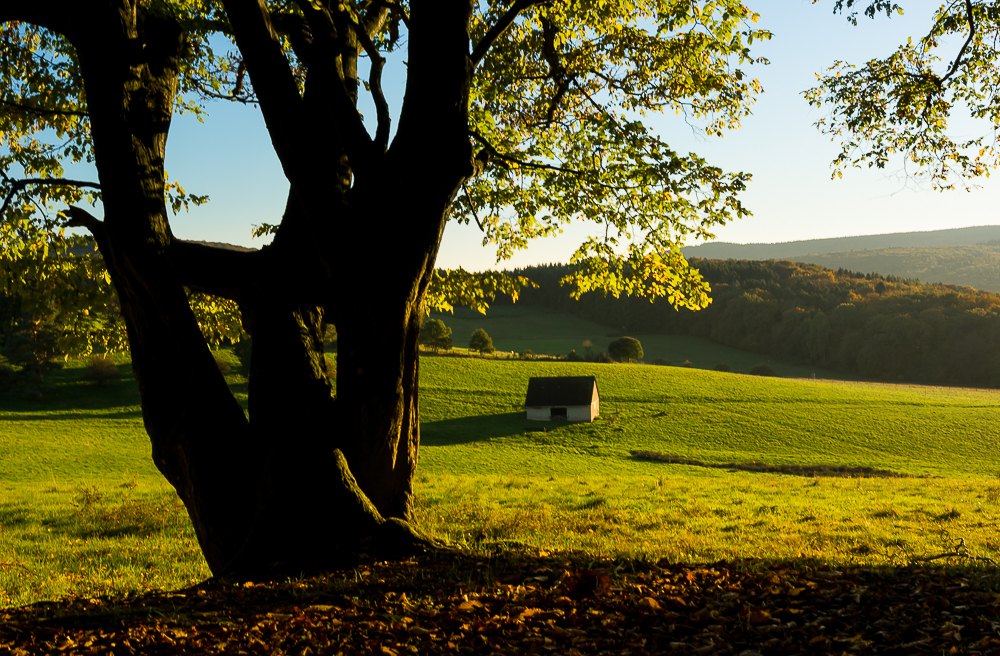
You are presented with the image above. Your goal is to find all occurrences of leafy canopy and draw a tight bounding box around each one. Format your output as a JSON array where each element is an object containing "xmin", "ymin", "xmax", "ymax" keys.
[
  {"xmin": 469, "ymin": 328, "xmax": 495, "ymax": 355},
  {"xmin": 459, "ymin": 0, "xmax": 769, "ymax": 309},
  {"xmin": 1, "ymin": 0, "xmax": 771, "ymax": 355},
  {"xmin": 608, "ymin": 335, "xmax": 643, "ymax": 362},
  {"xmin": 419, "ymin": 318, "xmax": 453, "ymax": 353},
  {"xmin": 806, "ymin": 0, "xmax": 1000, "ymax": 190}
]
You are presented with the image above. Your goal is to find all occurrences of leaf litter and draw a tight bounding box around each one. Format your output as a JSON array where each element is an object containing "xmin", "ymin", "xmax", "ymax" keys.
[{"xmin": 1, "ymin": 548, "xmax": 1000, "ymax": 654}]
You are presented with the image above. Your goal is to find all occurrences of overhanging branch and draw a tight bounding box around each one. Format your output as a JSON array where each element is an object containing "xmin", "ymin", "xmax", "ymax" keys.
[
  {"xmin": 938, "ymin": 0, "xmax": 976, "ymax": 88},
  {"xmin": 60, "ymin": 205, "xmax": 109, "ymax": 254},
  {"xmin": 171, "ymin": 239, "xmax": 260, "ymax": 302},
  {"xmin": 352, "ymin": 22, "xmax": 391, "ymax": 151},
  {"xmin": 0, "ymin": 178, "xmax": 101, "ymax": 218},
  {"xmin": 221, "ymin": 0, "xmax": 310, "ymax": 179},
  {"xmin": 471, "ymin": 0, "xmax": 553, "ymax": 68},
  {"xmin": 0, "ymin": 98, "xmax": 88, "ymax": 117},
  {"xmin": 468, "ymin": 130, "xmax": 583, "ymax": 177}
]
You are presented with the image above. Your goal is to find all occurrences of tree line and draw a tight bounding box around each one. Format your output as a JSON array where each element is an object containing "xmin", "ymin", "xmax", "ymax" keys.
[{"xmin": 495, "ymin": 260, "xmax": 1000, "ymax": 387}]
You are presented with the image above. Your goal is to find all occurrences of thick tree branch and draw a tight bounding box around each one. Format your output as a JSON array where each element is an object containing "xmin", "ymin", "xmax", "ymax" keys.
[
  {"xmin": 60, "ymin": 205, "xmax": 109, "ymax": 253},
  {"xmin": 171, "ymin": 239, "xmax": 260, "ymax": 301},
  {"xmin": 353, "ymin": 23, "xmax": 391, "ymax": 151},
  {"xmin": 291, "ymin": 1, "xmax": 379, "ymax": 175},
  {"xmin": 270, "ymin": 12, "xmax": 314, "ymax": 63},
  {"xmin": 0, "ymin": 178, "xmax": 101, "ymax": 218},
  {"xmin": 220, "ymin": 0, "xmax": 311, "ymax": 179},
  {"xmin": 471, "ymin": 0, "xmax": 552, "ymax": 68},
  {"xmin": 0, "ymin": 98, "xmax": 88, "ymax": 117},
  {"xmin": 0, "ymin": 4, "xmax": 80, "ymax": 35}
]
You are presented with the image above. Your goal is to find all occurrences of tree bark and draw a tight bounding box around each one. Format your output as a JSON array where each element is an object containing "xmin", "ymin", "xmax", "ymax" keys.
[
  {"xmin": 13, "ymin": 0, "xmax": 478, "ymax": 580},
  {"xmin": 67, "ymin": 4, "xmax": 260, "ymax": 574}
]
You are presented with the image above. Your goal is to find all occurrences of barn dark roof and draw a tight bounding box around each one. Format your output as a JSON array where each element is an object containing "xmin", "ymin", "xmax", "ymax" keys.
[{"xmin": 524, "ymin": 376, "xmax": 599, "ymax": 407}]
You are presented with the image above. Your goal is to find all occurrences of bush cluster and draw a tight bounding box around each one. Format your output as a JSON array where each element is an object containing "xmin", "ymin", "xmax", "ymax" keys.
[{"xmin": 81, "ymin": 356, "xmax": 121, "ymax": 385}]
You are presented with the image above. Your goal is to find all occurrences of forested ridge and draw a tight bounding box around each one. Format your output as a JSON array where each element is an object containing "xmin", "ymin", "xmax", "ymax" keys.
[
  {"xmin": 496, "ymin": 260, "xmax": 1000, "ymax": 387},
  {"xmin": 789, "ymin": 244, "xmax": 1000, "ymax": 293}
]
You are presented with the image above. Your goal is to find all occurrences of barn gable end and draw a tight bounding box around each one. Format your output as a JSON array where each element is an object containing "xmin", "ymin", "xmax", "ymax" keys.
[{"xmin": 524, "ymin": 376, "xmax": 600, "ymax": 422}]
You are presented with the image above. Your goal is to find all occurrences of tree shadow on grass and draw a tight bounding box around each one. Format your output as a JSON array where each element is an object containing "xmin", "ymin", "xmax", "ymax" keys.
[
  {"xmin": 630, "ymin": 450, "xmax": 927, "ymax": 478},
  {"xmin": 422, "ymin": 412, "xmax": 575, "ymax": 446},
  {"xmin": 2, "ymin": 410, "xmax": 144, "ymax": 421}
]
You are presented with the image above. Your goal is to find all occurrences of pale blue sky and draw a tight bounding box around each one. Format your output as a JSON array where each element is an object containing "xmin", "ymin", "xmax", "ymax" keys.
[{"xmin": 160, "ymin": 1, "xmax": 999, "ymax": 269}]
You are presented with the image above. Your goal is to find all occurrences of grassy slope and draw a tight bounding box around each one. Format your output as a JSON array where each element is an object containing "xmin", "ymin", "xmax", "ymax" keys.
[
  {"xmin": 3, "ymin": 342, "xmax": 1000, "ymax": 606},
  {"xmin": 416, "ymin": 357, "xmax": 1000, "ymax": 569},
  {"xmin": 430, "ymin": 305, "xmax": 852, "ymax": 379},
  {"xmin": 418, "ymin": 357, "xmax": 1000, "ymax": 479}
]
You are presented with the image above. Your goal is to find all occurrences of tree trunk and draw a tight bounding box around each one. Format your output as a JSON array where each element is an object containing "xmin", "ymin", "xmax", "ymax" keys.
[
  {"xmin": 24, "ymin": 0, "xmax": 477, "ymax": 581},
  {"xmin": 68, "ymin": 6, "xmax": 262, "ymax": 574}
]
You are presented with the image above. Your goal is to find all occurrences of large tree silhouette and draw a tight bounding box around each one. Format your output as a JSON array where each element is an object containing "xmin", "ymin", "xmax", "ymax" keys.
[{"xmin": 0, "ymin": 0, "xmax": 766, "ymax": 579}]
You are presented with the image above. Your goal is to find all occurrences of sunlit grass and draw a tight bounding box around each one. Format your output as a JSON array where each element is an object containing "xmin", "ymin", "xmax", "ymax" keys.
[
  {"xmin": 3, "ymin": 336, "xmax": 1000, "ymax": 607},
  {"xmin": 0, "ymin": 479, "xmax": 208, "ymax": 608},
  {"xmin": 412, "ymin": 471, "xmax": 1000, "ymax": 568}
]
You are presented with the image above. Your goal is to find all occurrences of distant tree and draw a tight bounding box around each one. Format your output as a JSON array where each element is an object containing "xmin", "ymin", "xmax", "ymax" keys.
[
  {"xmin": 419, "ymin": 319, "xmax": 453, "ymax": 353},
  {"xmin": 81, "ymin": 355, "xmax": 121, "ymax": 386},
  {"xmin": 714, "ymin": 363, "xmax": 731, "ymax": 372},
  {"xmin": 232, "ymin": 335, "xmax": 253, "ymax": 374},
  {"xmin": 469, "ymin": 328, "xmax": 495, "ymax": 355},
  {"xmin": 748, "ymin": 362, "xmax": 777, "ymax": 377},
  {"xmin": 0, "ymin": 321, "xmax": 63, "ymax": 397},
  {"xmin": 608, "ymin": 336, "xmax": 643, "ymax": 363}
]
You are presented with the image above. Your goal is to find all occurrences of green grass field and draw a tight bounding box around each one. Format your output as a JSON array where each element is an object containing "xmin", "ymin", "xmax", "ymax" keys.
[
  {"xmin": 3, "ymin": 325, "xmax": 1000, "ymax": 608},
  {"xmin": 430, "ymin": 305, "xmax": 855, "ymax": 379}
]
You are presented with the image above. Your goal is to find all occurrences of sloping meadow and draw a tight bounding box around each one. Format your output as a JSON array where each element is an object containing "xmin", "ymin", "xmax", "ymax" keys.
[
  {"xmin": 2, "ymin": 355, "xmax": 1000, "ymax": 606},
  {"xmin": 416, "ymin": 357, "xmax": 1000, "ymax": 566}
]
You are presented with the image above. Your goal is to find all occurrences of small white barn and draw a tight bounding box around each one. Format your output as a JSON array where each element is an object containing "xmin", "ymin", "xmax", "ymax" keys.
[{"xmin": 524, "ymin": 376, "xmax": 600, "ymax": 422}]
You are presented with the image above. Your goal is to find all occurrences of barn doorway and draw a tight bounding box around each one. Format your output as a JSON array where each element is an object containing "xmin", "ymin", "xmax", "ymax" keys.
[{"xmin": 550, "ymin": 407, "xmax": 568, "ymax": 420}]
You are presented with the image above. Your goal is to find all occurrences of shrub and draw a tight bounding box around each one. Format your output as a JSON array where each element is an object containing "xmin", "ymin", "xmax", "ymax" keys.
[
  {"xmin": 650, "ymin": 357, "xmax": 670, "ymax": 366},
  {"xmin": 81, "ymin": 356, "xmax": 121, "ymax": 385},
  {"xmin": 714, "ymin": 362, "xmax": 731, "ymax": 372},
  {"xmin": 469, "ymin": 328, "xmax": 495, "ymax": 355},
  {"xmin": 608, "ymin": 336, "xmax": 643, "ymax": 362},
  {"xmin": 232, "ymin": 334, "xmax": 252, "ymax": 373},
  {"xmin": 680, "ymin": 359, "xmax": 694, "ymax": 368},
  {"xmin": 749, "ymin": 362, "xmax": 777, "ymax": 377},
  {"xmin": 0, "ymin": 323, "xmax": 63, "ymax": 396},
  {"xmin": 566, "ymin": 349, "xmax": 583, "ymax": 362},
  {"xmin": 214, "ymin": 355, "xmax": 231, "ymax": 376},
  {"xmin": 595, "ymin": 351, "xmax": 615, "ymax": 364},
  {"xmin": 419, "ymin": 318, "xmax": 452, "ymax": 352},
  {"xmin": 0, "ymin": 363, "xmax": 14, "ymax": 393}
]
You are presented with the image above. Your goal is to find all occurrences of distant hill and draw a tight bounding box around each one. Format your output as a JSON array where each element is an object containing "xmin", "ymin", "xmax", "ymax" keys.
[
  {"xmin": 681, "ymin": 225, "xmax": 1000, "ymax": 260},
  {"xmin": 787, "ymin": 245, "xmax": 1000, "ymax": 293}
]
